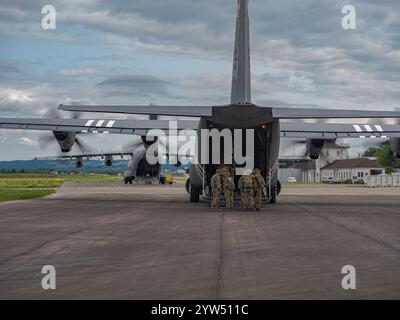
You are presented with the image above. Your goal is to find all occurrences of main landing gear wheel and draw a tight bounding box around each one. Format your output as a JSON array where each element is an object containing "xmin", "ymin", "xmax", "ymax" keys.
[
  {"xmin": 190, "ymin": 186, "xmax": 200, "ymax": 203},
  {"xmin": 269, "ymin": 185, "xmax": 277, "ymax": 204},
  {"xmin": 185, "ymin": 179, "xmax": 190, "ymax": 193}
]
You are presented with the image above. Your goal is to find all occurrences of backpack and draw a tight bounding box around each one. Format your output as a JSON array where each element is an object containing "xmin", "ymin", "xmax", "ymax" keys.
[{"xmin": 242, "ymin": 175, "xmax": 253, "ymax": 189}]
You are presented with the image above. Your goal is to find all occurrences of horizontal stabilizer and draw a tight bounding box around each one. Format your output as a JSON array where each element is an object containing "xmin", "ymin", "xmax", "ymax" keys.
[
  {"xmin": 280, "ymin": 122, "xmax": 400, "ymax": 139},
  {"xmin": 0, "ymin": 118, "xmax": 199, "ymax": 135},
  {"xmin": 58, "ymin": 104, "xmax": 213, "ymax": 117},
  {"xmin": 273, "ymin": 107, "xmax": 400, "ymax": 119}
]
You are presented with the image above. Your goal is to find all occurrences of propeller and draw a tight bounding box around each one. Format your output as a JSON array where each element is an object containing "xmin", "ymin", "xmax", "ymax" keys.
[
  {"xmin": 38, "ymin": 133, "xmax": 56, "ymax": 149},
  {"xmin": 74, "ymin": 136, "xmax": 91, "ymax": 153},
  {"xmin": 280, "ymin": 139, "xmax": 339, "ymax": 159},
  {"xmin": 280, "ymin": 139, "xmax": 307, "ymax": 157},
  {"xmin": 123, "ymin": 105, "xmax": 165, "ymax": 153},
  {"xmin": 37, "ymin": 109, "xmax": 62, "ymax": 150},
  {"xmin": 37, "ymin": 108, "xmax": 90, "ymax": 153},
  {"xmin": 122, "ymin": 136, "xmax": 167, "ymax": 153}
]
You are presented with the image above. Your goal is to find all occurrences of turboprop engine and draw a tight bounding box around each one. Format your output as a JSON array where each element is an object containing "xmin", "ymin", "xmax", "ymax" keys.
[
  {"xmin": 305, "ymin": 139, "xmax": 326, "ymax": 160},
  {"xmin": 52, "ymin": 131, "xmax": 77, "ymax": 153},
  {"xmin": 389, "ymin": 137, "xmax": 400, "ymax": 159},
  {"xmin": 104, "ymin": 155, "xmax": 113, "ymax": 167},
  {"xmin": 75, "ymin": 156, "xmax": 83, "ymax": 168}
]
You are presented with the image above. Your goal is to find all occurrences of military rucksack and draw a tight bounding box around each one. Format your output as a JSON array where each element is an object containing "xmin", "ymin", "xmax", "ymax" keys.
[
  {"xmin": 253, "ymin": 175, "xmax": 265, "ymax": 191},
  {"xmin": 242, "ymin": 175, "xmax": 253, "ymax": 189},
  {"xmin": 211, "ymin": 174, "xmax": 223, "ymax": 191}
]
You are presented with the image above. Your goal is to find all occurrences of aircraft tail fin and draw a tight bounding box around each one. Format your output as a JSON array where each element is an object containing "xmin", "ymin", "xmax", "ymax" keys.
[{"xmin": 231, "ymin": 0, "xmax": 251, "ymax": 105}]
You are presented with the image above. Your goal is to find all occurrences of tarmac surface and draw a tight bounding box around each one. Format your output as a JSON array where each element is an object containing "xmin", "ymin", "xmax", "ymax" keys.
[{"xmin": 0, "ymin": 183, "xmax": 399, "ymax": 299}]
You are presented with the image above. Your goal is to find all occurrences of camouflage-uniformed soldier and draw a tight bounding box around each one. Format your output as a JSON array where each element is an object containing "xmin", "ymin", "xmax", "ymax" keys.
[
  {"xmin": 238, "ymin": 169, "xmax": 254, "ymax": 211},
  {"xmin": 210, "ymin": 169, "xmax": 223, "ymax": 208},
  {"xmin": 252, "ymin": 168, "xmax": 266, "ymax": 211},
  {"xmin": 222, "ymin": 167, "xmax": 235, "ymax": 209}
]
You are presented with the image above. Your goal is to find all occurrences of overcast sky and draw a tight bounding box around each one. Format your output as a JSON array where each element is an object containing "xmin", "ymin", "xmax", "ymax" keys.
[{"xmin": 0, "ymin": 0, "xmax": 399, "ymax": 160}]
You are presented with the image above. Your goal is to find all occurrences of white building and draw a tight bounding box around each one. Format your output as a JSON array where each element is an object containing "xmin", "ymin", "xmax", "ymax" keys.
[
  {"xmin": 289, "ymin": 143, "xmax": 384, "ymax": 183},
  {"xmin": 320, "ymin": 158, "xmax": 384, "ymax": 182},
  {"xmin": 290, "ymin": 142, "xmax": 350, "ymax": 183}
]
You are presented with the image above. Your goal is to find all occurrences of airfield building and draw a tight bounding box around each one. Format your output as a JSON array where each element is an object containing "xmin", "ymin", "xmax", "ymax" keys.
[
  {"xmin": 289, "ymin": 143, "xmax": 350, "ymax": 183},
  {"xmin": 290, "ymin": 157, "xmax": 384, "ymax": 183},
  {"xmin": 320, "ymin": 158, "xmax": 384, "ymax": 182},
  {"xmin": 287, "ymin": 143, "xmax": 384, "ymax": 183}
]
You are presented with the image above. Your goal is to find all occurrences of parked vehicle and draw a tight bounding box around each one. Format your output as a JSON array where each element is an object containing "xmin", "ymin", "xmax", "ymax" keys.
[
  {"xmin": 341, "ymin": 178, "xmax": 353, "ymax": 184},
  {"xmin": 354, "ymin": 178, "xmax": 365, "ymax": 185},
  {"xmin": 159, "ymin": 173, "xmax": 174, "ymax": 185},
  {"xmin": 123, "ymin": 170, "xmax": 135, "ymax": 184},
  {"xmin": 322, "ymin": 177, "xmax": 335, "ymax": 184}
]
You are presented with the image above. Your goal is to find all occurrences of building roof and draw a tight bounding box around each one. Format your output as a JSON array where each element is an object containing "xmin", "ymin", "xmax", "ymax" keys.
[
  {"xmin": 321, "ymin": 158, "xmax": 384, "ymax": 170},
  {"xmin": 290, "ymin": 161, "xmax": 316, "ymax": 171}
]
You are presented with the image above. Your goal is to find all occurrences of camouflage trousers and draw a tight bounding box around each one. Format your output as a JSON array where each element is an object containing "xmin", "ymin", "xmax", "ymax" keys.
[
  {"xmin": 240, "ymin": 189, "xmax": 254, "ymax": 210},
  {"xmin": 224, "ymin": 189, "xmax": 234, "ymax": 209},
  {"xmin": 254, "ymin": 190, "xmax": 263, "ymax": 209},
  {"xmin": 211, "ymin": 191, "xmax": 221, "ymax": 208}
]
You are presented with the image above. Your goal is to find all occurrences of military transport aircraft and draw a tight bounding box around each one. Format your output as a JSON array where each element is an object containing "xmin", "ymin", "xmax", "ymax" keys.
[{"xmin": 1, "ymin": 0, "xmax": 400, "ymax": 203}]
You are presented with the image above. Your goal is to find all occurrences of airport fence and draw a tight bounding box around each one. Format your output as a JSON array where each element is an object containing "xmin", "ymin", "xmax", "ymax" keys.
[{"xmin": 367, "ymin": 174, "xmax": 400, "ymax": 188}]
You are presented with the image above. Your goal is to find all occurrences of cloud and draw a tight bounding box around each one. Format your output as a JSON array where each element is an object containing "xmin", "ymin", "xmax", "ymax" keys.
[
  {"xmin": 58, "ymin": 68, "xmax": 97, "ymax": 76},
  {"xmin": 1, "ymin": 1, "xmax": 399, "ymax": 109},
  {"xmin": 0, "ymin": 0, "xmax": 399, "ymax": 159},
  {"xmin": 0, "ymin": 89, "xmax": 33, "ymax": 103},
  {"xmin": 97, "ymin": 74, "xmax": 171, "ymax": 97},
  {"xmin": 19, "ymin": 137, "xmax": 36, "ymax": 145},
  {"xmin": 0, "ymin": 64, "xmax": 22, "ymax": 74}
]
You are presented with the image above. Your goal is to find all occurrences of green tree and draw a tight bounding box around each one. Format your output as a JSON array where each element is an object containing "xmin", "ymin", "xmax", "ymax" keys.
[
  {"xmin": 362, "ymin": 147, "xmax": 377, "ymax": 157},
  {"xmin": 375, "ymin": 144, "xmax": 400, "ymax": 174}
]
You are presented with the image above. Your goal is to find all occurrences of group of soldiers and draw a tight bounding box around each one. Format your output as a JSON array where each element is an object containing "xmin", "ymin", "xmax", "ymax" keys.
[{"xmin": 210, "ymin": 167, "xmax": 267, "ymax": 211}]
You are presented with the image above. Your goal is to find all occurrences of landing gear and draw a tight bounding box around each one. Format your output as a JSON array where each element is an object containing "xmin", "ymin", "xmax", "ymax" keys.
[
  {"xmin": 277, "ymin": 180, "xmax": 281, "ymax": 195},
  {"xmin": 190, "ymin": 185, "xmax": 200, "ymax": 202},
  {"xmin": 185, "ymin": 179, "xmax": 190, "ymax": 193},
  {"xmin": 187, "ymin": 178, "xmax": 200, "ymax": 202},
  {"xmin": 269, "ymin": 184, "xmax": 277, "ymax": 204},
  {"xmin": 124, "ymin": 176, "xmax": 135, "ymax": 185}
]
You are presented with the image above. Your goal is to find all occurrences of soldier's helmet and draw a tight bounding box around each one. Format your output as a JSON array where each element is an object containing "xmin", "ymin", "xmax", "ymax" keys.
[{"xmin": 253, "ymin": 168, "xmax": 261, "ymax": 175}]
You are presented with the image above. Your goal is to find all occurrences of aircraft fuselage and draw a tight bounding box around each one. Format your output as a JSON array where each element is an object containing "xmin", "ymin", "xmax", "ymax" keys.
[{"xmin": 189, "ymin": 104, "xmax": 281, "ymax": 202}]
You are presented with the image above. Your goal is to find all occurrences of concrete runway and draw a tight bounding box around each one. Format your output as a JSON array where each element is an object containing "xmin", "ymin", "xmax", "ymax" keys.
[{"xmin": 0, "ymin": 183, "xmax": 399, "ymax": 299}]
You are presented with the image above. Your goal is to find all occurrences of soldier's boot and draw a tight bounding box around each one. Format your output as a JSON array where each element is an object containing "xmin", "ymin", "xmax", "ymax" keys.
[
  {"xmin": 211, "ymin": 203, "xmax": 220, "ymax": 210},
  {"xmin": 247, "ymin": 197, "xmax": 253, "ymax": 211}
]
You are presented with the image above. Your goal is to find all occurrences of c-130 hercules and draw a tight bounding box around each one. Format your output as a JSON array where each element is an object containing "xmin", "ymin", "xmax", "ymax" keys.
[{"xmin": 1, "ymin": 0, "xmax": 400, "ymax": 203}]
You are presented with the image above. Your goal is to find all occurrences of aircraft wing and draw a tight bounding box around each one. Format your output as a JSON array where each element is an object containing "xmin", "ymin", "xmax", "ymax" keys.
[
  {"xmin": 0, "ymin": 118, "xmax": 199, "ymax": 135},
  {"xmin": 273, "ymin": 107, "xmax": 400, "ymax": 119},
  {"xmin": 58, "ymin": 104, "xmax": 213, "ymax": 117},
  {"xmin": 280, "ymin": 122, "xmax": 400, "ymax": 139},
  {"xmin": 34, "ymin": 151, "xmax": 133, "ymax": 160}
]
